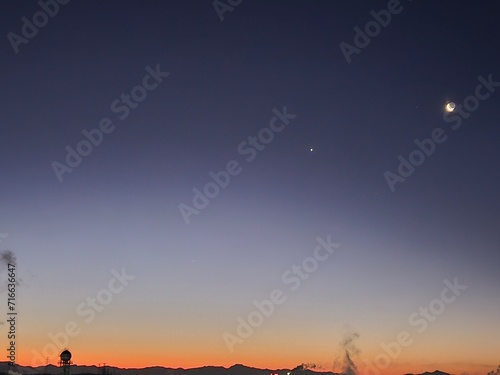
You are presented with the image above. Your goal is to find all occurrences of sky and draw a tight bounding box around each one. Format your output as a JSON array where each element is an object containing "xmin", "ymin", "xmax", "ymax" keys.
[{"xmin": 0, "ymin": 1, "xmax": 499, "ymax": 375}]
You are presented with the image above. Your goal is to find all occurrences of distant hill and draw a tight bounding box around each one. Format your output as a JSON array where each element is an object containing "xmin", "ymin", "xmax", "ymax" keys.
[
  {"xmin": 404, "ymin": 371, "xmax": 451, "ymax": 375},
  {"xmin": 0, "ymin": 363, "xmax": 338, "ymax": 375},
  {"xmin": 0, "ymin": 363, "xmax": 451, "ymax": 375}
]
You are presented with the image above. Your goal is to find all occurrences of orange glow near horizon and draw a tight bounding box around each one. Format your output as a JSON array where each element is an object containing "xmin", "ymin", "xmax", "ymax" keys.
[
  {"xmin": 16, "ymin": 347, "xmax": 498, "ymax": 375},
  {"xmin": 17, "ymin": 321, "xmax": 499, "ymax": 375}
]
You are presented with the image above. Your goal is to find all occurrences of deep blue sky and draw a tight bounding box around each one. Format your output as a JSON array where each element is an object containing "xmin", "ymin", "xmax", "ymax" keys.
[{"xmin": 0, "ymin": 1, "xmax": 499, "ymax": 373}]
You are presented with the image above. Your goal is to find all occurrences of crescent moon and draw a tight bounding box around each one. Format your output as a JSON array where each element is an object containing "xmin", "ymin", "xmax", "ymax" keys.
[{"xmin": 445, "ymin": 102, "xmax": 456, "ymax": 112}]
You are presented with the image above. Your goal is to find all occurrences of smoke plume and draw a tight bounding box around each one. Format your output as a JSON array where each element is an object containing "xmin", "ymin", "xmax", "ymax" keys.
[
  {"xmin": 291, "ymin": 363, "xmax": 317, "ymax": 372},
  {"xmin": 333, "ymin": 331, "xmax": 360, "ymax": 375},
  {"xmin": 0, "ymin": 250, "xmax": 20, "ymax": 292},
  {"xmin": 0, "ymin": 250, "xmax": 16, "ymax": 267}
]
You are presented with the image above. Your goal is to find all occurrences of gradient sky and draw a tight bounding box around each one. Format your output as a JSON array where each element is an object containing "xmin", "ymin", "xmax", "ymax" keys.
[{"xmin": 1, "ymin": 1, "xmax": 499, "ymax": 375}]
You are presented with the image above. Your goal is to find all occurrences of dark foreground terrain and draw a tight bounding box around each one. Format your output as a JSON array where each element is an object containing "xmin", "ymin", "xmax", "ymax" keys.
[{"xmin": 0, "ymin": 362, "xmax": 452, "ymax": 375}]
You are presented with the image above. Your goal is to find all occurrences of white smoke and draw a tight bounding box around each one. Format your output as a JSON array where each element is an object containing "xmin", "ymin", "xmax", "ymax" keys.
[{"xmin": 333, "ymin": 331, "xmax": 360, "ymax": 375}]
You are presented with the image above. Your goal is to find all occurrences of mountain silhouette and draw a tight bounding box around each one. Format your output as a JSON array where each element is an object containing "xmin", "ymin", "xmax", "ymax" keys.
[
  {"xmin": 0, "ymin": 362, "xmax": 451, "ymax": 375},
  {"xmin": 404, "ymin": 371, "xmax": 451, "ymax": 375}
]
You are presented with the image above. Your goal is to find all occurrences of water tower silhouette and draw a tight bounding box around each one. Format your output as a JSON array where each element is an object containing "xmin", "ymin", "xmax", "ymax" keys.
[{"xmin": 59, "ymin": 350, "xmax": 72, "ymax": 375}]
